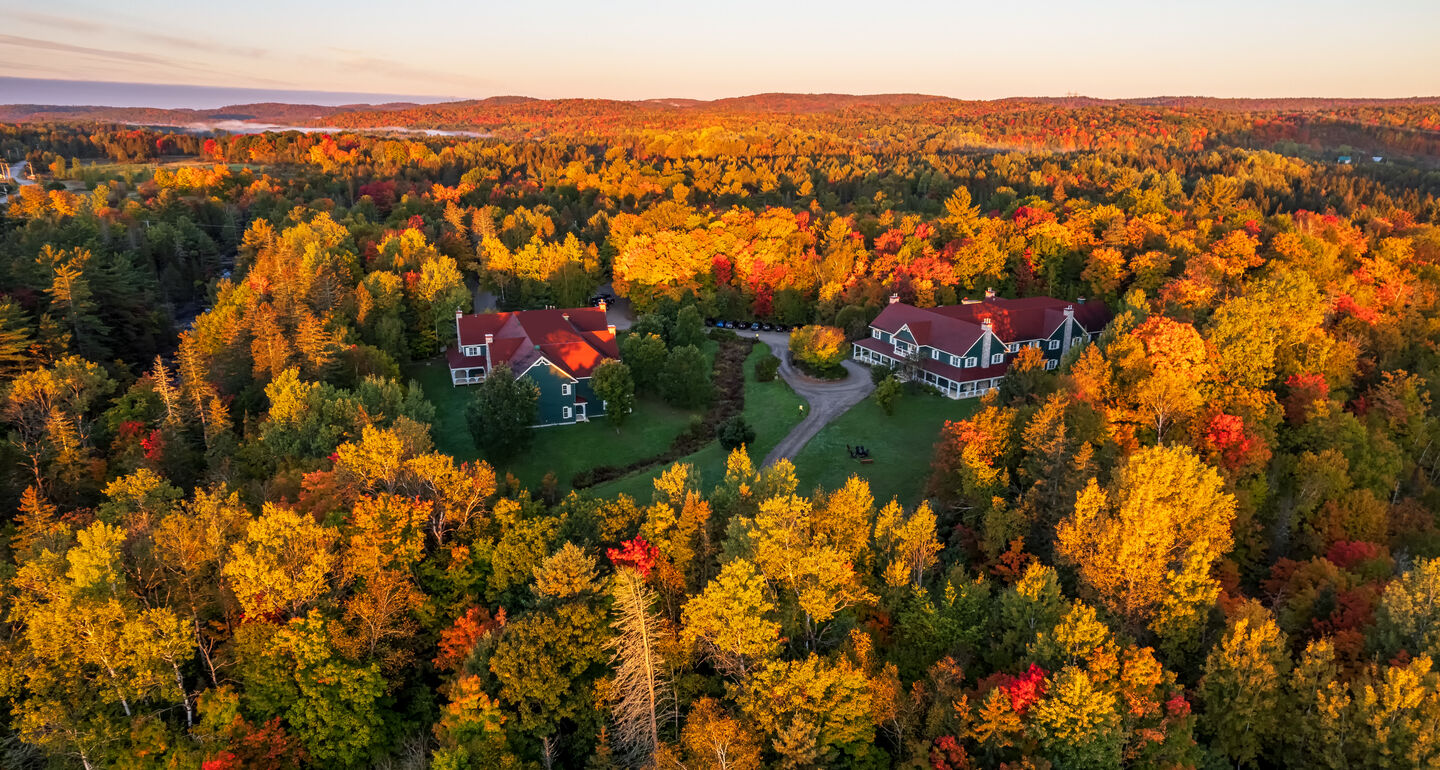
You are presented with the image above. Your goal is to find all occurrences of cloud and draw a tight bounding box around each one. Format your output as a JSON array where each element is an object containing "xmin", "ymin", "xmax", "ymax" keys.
[
  {"xmin": 10, "ymin": 11, "xmax": 269, "ymax": 59},
  {"xmin": 0, "ymin": 34, "xmax": 186, "ymax": 67}
]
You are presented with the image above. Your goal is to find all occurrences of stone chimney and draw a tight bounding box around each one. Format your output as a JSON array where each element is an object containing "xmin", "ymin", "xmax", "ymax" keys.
[
  {"xmin": 984, "ymin": 287, "xmax": 996, "ymax": 300},
  {"xmin": 1064, "ymin": 304, "xmax": 1075, "ymax": 319},
  {"xmin": 454, "ymin": 308, "xmax": 463, "ymax": 347},
  {"xmin": 484, "ymin": 333, "xmax": 493, "ymax": 345},
  {"xmin": 889, "ymin": 293, "xmax": 900, "ymax": 305},
  {"xmin": 598, "ymin": 300, "xmax": 607, "ymax": 313},
  {"xmin": 607, "ymin": 323, "xmax": 617, "ymax": 335},
  {"xmin": 562, "ymin": 312, "xmax": 571, "ymax": 322},
  {"xmin": 980, "ymin": 316, "xmax": 994, "ymax": 364}
]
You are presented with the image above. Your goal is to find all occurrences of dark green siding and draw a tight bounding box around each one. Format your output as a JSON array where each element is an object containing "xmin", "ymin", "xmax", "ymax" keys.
[
  {"xmin": 521, "ymin": 362, "xmax": 578, "ymax": 426},
  {"xmin": 576, "ymin": 378, "xmax": 604, "ymax": 417}
]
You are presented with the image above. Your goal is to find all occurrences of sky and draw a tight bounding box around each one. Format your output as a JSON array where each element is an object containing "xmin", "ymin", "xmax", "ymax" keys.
[{"xmin": 1, "ymin": 0, "xmax": 1438, "ymax": 106}]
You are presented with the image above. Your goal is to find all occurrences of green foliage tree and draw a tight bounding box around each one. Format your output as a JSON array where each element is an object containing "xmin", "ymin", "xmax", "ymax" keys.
[
  {"xmin": 464, "ymin": 364, "xmax": 538, "ymax": 464},
  {"xmin": 717, "ymin": 415, "xmax": 755, "ymax": 451},
  {"xmin": 590, "ymin": 359, "xmax": 635, "ymax": 431},
  {"xmin": 661, "ymin": 344, "xmax": 712, "ymax": 409}
]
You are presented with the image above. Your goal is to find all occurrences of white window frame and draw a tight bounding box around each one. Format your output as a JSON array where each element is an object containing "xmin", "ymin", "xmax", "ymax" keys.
[
  {"xmin": 1027, "ymin": 341, "xmax": 1040, "ymax": 349},
  {"xmin": 1048, "ymin": 339, "xmax": 1060, "ymax": 350},
  {"xmin": 1072, "ymin": 336, "xmax": 1083, "ymax": 347},
  {"xmin": 1007, "ymin": 343, "xmax": 1019, "ymax": 353},
  {"xmin": 964, "ymin": 356, "xmax": 978, "ymax": 368},
  {"xmin": 562, "ymin": 406, "xmax": 572, "ymax": 419},
  {"xmin": 1046, "ymin": 359, "xmax": 1058, "ymax": 370},
  {"xmin": 950, "ymin": 355, "xmax": 962, "ymax": 367},
  {"xmin": 871, "ymin": 328, "xmax": 882, "ymax": 339},
  {"xmin": 990, "ymin": 353, "xmax": 1004, "ymax": 365},
  {"xmin": 561, "ymin": 383, "xmax": 572, "ymax": 396},
  {"xmin": 931, "ymin": 348, "xmax": 942, "ymax": 360}
]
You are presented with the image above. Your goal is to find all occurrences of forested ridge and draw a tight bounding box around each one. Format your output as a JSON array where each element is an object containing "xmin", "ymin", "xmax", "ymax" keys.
[{"xmin": 1, "ymin": 101, "xmax": 1440, "ymax": 768}]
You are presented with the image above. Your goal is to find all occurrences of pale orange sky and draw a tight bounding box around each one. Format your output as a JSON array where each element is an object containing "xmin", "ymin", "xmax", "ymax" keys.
[{"xmin": 2, "ymin": 0, "xmax": 1438, "ymax": 101}]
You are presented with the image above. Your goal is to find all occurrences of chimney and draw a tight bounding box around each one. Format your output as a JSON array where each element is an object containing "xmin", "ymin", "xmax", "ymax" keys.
[
  {"xmin": 607, "ymin": 323, "xmax": 617, "ymax": 335},
  {"xmin": 598, "ymin": 300, "xmax": 607, "ymax": 313},
  {"xmin": 1064, "ymin": 304, "xmax": 1075, "ymax": 319},
  {"xmin": 1076, "ymin": 296, "xmax": 1086, "ymax": 304},
  {"xmin": 455, "ymin": 307, "xmax": 463, "ymax": 319},
  {"xmin": 984, "ymin": 287, "xmax": 996, "ymax": 300},
  {"xmin": 889, "ymin": 293, "xmax": 900, "ymax": 305},
  {"xmin": 484, "ymin": 333, "xmax": 493, "ymax": 345},
  {"xmin": 562, "ymin": 312, "xmax": 571, "ymax": 322},
  {"xmin": 980, "ymin": 316, "xmax": 994, "ymax": 364}
]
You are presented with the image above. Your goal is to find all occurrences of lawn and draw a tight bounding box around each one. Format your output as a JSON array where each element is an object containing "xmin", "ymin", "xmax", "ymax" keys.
[
  {"xmin": 587, "ymin": 343, "xmax": 806, "ymax": 501},
  {"xmin": 790, "ymin": 391, "xmax": 982, "ymax": 508},
  {"xmin": 403, "ymin": 360, "xmax": 699, "ymax": 493}
]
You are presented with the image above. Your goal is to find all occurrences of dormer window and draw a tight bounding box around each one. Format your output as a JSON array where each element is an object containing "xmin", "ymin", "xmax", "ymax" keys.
[
  {"xmin": 991, "ymin": 353, "xmax": 1004, "ymax": 365},
  {"xmin": 964, "ymin": 356, "xmax": 978, "ymax": 368},
  {"xmin": 871, "ymin": 328, "xmax": 882, "ymax": 339},
  {"xmin": 931, "ymin": 348, "xmax": 942, "ymax": 360}
]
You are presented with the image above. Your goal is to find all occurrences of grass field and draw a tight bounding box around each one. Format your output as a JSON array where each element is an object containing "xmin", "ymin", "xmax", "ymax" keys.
[
  {"xmin": 587, "ymin": 343, "xmax": 806, "ymax": 501},
  {"xmin": 404, "ymin": 360, "xmax": 699, "ymax": 493},
  {"xmin": 790, "ymin": 391, "xmax": 981, "ymax": 508}
]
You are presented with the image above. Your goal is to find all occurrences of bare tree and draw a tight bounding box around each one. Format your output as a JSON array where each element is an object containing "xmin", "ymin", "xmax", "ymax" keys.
[{"xmin": 608, "ymin": 568, "xmax": 673, "ymax": 766}]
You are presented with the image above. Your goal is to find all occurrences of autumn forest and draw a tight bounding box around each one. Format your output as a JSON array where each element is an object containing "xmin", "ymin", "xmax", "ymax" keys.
[{"xmin": 2, "ymin": 94, "xmax": 1440, "ymax": 769}]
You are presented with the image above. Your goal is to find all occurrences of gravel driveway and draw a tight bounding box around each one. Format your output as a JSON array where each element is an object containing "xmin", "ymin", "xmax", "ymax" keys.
[{"xmin": 748, "ymin": 330, "xmax": 875, "ymax": 466}]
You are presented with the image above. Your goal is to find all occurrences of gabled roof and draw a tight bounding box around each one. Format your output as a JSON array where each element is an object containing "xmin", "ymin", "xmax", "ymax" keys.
[
  {"xmin": 870, "ymin": 303, "xmax": 986, "ymax": 355},
  {"xmin": 455, "ymin": 307, "xmax": 618, "ymax": 378},
  {"xmin": 873, "ymin": 296, "xmax": 1111, "ymax": 351}
]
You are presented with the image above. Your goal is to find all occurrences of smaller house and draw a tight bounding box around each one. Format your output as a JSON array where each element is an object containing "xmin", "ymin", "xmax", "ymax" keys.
[
  {"xmin": 447, "ymin": 305, "xmax": 619, "ymax": 427},
  {"xmin": 852, "ymin": 291, "xmax": 1111, "ymax": 398}
]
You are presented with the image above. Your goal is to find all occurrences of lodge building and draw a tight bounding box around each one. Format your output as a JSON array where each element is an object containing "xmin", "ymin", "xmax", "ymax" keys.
[
  {"xmin": 447, "ymin": 305, "xmax": 619, "ymax": 426},
  {"xmin": 852, "ymin": 291, "xmax": 1111, "ymax": 398}
]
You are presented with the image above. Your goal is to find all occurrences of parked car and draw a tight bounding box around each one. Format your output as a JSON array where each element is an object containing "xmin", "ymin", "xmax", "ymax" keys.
[{"xmin": 761, "ymin": 322, "xmax": 774, "ymax": 331}]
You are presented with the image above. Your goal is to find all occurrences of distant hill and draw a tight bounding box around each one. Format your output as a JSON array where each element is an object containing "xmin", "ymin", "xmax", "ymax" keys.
[{"xmin": 2, "ymin": 90, "xmax": 1439, "ymax": 133}]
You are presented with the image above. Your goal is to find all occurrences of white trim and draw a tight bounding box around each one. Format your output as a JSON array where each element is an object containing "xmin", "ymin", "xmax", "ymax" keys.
[
  {"xmin": 990, "ymin": 353, "xmax": 1004, "ymax": 365},
  {"xmin": 519, "ymin": 355, "xmax": 579, "ymax": 382},
  {"xmin": 964, "ymin": 356, "xmax": 978, "ymax": 368}
]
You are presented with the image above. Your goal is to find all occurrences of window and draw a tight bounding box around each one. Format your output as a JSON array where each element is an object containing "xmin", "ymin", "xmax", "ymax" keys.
[
  {"xmin": 931, "ymin": 348, "xmax": 942, "ymax": 360},
  {"xmin": 991, "ymin": 353, "xmax": 1004, "ymax": 365},
  {"xmin": 1072, "ymin": 336, "xmax": 1083, "ymax": 347},
  {"xmin": 563, "ymin": 406, "xmax": 572, "ymax": 419},
  {"xmin": 463, "ymin": 346, "xmax": 479, "ymax": 356},
  {"xmin": 1046, "ymin": 359, "xmax": 1057, "ymax": 370},
  {"xmin": 964, "ymin": 356, "xmax": 978, "ymax": 368},
  {"xmin": 871, "ymin": 328, "xmax": 881, "ymax": 339},
  {"xmin": 1007, "ymin": 343, "xmax": 1019, "ymax": 353},
  {"xmin": 561, "ymin": 383, "xmax": 572, "ymax": 396},
  {"xmin": 1048, "ymin": 339, "xmax": 1059, "ymax": 350},
  {"xmin": 1027, "ymin": 341, "xmax": 1040, "ymax": 349}
]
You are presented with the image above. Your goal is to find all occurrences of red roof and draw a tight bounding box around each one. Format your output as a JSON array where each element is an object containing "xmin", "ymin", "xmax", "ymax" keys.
[
  {"xmin": 872, "ymin": 296, "xmax": 1109, "ymax": 351},
  {"xmin": 452, "ymin": 307, "xmax": 618, "ymax": 378}
]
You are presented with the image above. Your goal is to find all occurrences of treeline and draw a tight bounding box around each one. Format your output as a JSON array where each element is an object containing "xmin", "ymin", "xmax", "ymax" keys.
[{"xmin": 0, "ymin": 105, "xmax": 1439, "ymax": 767}]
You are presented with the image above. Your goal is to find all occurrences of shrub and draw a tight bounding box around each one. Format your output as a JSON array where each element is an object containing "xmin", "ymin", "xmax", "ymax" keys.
[
  {"xmin": 874, "ymin": 375, "xmax": 902, "ymax": 416},
  {"xmin": 788, "ymin": 325, "xmax": 848, "ymax": 378},
  {"xmin": 717, "ymin": 416, "xmax": 757, "ymax": 451},
  {"xmin": 869, "ymin": 364, "xmax": 896, "ymax": 385},
  {"xmin": 755, "ymin": 354, "xmax": 781, "ymax": 382}
]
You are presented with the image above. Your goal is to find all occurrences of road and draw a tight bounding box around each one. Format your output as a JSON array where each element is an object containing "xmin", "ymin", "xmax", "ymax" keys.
[
  {"xmin": 753, "ymin": 330, "xmax": 875, "ymax": 466},
  {"xmin": 0, "ymin": 161, "xmax": 34, "ymax": 206}
]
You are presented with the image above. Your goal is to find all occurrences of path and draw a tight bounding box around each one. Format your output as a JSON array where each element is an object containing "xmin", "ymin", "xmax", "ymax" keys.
[
  {"xmin": 753, "ymin": 330, "xmax": 874, "ymax": 466},
  {"xmin": 0, "ymin": 161, "xmax": 34, "ymax": 205}
]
